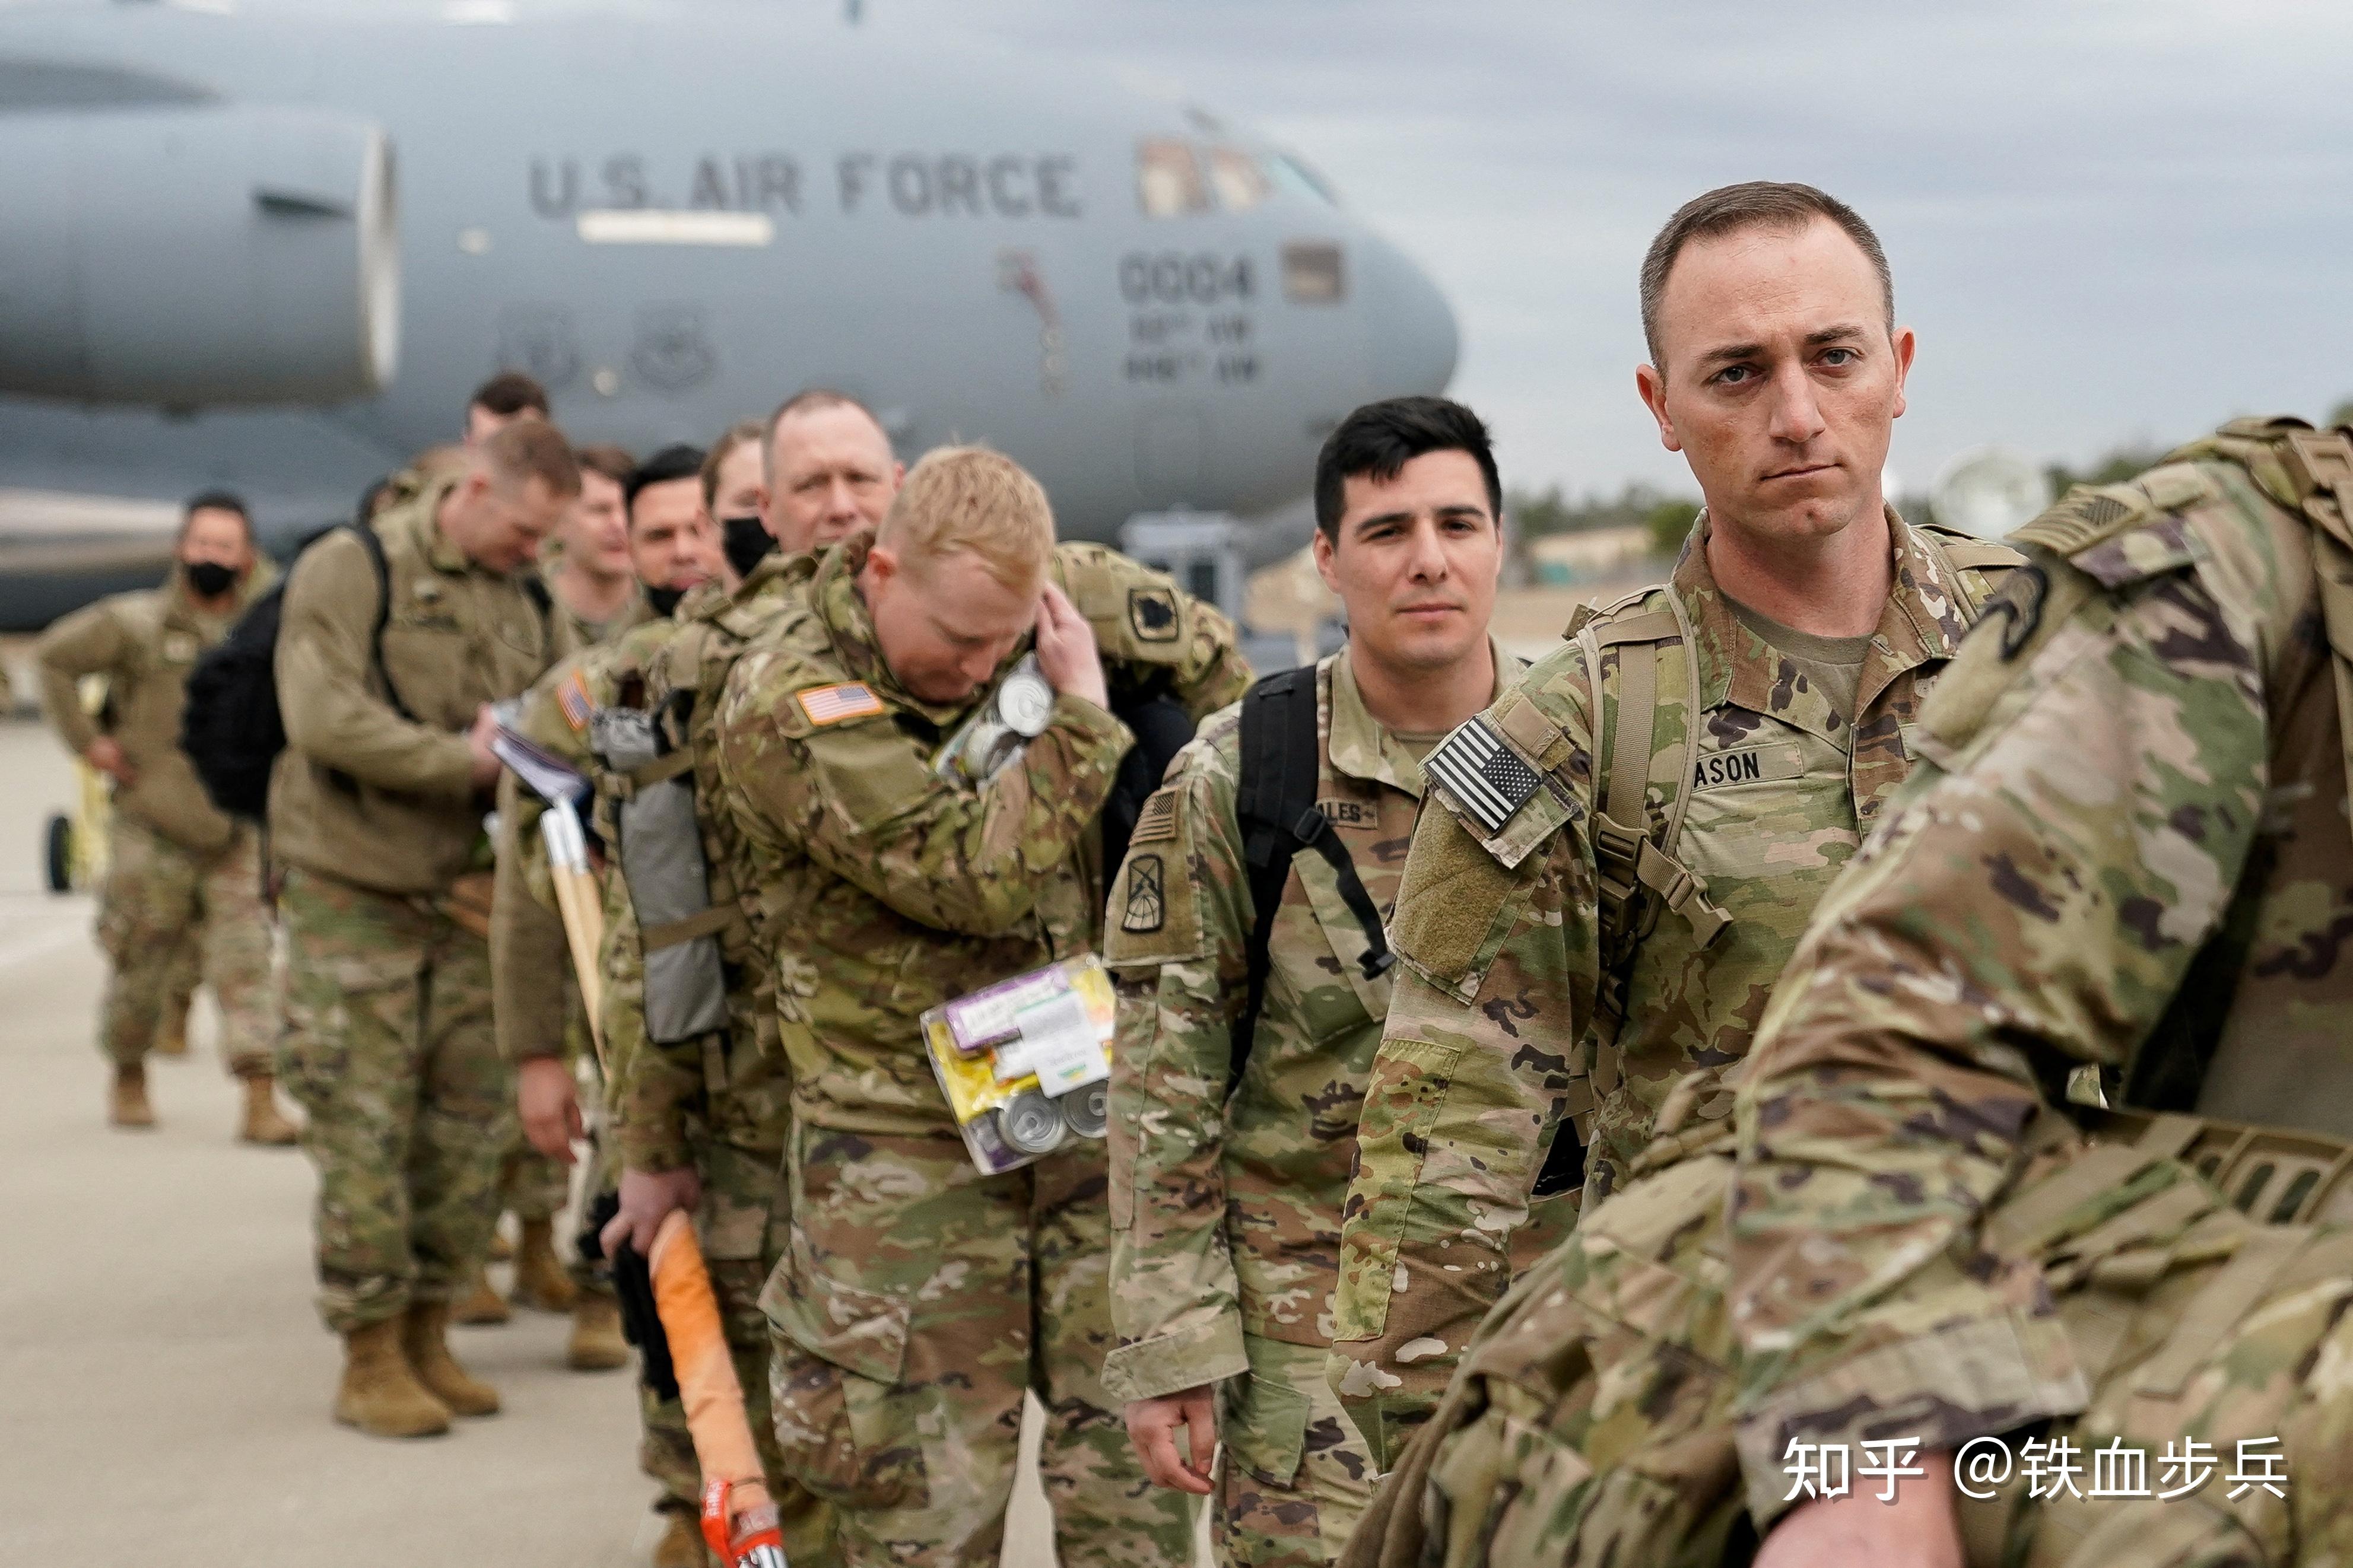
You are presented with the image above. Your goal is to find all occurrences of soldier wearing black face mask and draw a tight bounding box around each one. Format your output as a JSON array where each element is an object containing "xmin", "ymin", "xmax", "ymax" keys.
[{"xmin": 33, "ymin": 489, "xmax": 296, "ymax": 1144}]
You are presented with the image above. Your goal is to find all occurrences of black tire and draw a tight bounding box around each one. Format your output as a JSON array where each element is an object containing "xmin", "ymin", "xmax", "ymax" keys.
[{"xmin": 43, "ymin": 813, "xmax": 72, "ymax": 894}]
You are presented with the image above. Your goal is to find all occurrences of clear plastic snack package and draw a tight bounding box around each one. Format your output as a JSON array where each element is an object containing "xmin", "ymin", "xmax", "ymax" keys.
[{"xmin": 923, "ymin": 954, "xmax": 1116, "ymax": 1174}]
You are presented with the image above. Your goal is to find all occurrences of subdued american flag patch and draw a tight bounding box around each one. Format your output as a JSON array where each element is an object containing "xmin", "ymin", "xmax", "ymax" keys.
[
  {"xmin": 555, "ymin": 669, "xmax": 595, "ymax": 733},
  {"xmin": 1424, "ymin": 717, "xmax": 1542, "ymax": 835},
  {"xmin": 1129, "ymin": 788, "xmax": 1179, "ymax": 845},
  {"xmin": 795, "ymin": 682, "xmax": 885, "ymax": 727}
]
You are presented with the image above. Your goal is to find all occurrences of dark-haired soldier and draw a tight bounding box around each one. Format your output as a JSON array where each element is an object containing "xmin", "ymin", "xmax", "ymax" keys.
[
  {"xmin": 34, "ymin": 490, "xmax": 290, "ymax": 1141},
  {"xmin": 1326, "ymin": 182, "xmax": 2025, "ymax": 1466},
  {"xmin": 464, "ymin": 370, "xmax": 550, "ymax": 446},
  {"xmin": 1103, "ymin": 398, "xmax": 1520, "ymax": 1565}
]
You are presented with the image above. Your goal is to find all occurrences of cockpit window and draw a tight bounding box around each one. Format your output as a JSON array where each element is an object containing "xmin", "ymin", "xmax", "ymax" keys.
[
  {"xmin": 1207, "ymin": 148, "xmax": 1271, "ymax": 213},
  {"xmin": 1268, "ymin": 153, "xmax": 1340, "ymax": 208},
  {"xmin": 1282, "ymin": 242, "xmax": 1345, "ymax": 304},
  {"xmin": 1136, "ymin": 139, "xmax": 1210, "ymax": 218}
]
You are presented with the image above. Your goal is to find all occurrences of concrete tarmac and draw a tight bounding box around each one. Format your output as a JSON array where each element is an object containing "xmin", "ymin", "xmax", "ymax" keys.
[{"xmin": 0, "ymin": 715, "xmax": 1102, "ymax": 1567}]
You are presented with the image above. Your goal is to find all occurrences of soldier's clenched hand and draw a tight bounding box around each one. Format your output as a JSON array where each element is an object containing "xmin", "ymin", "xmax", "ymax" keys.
[
  {"xmin": 1033, "ymin": 581, "xmax": 1109, "ymax": 710},
  {"xmin": 601, "ymin": 1164, "xmax": 702, "ymax": 1258},
  {"xmin": 84, "ymin": 736, "xmax": 135, "ymax": 785},
  {"xmin": 516, "ymin": 1057, "xmax": 582, "ymax": 1163},
  {"xmin": 1123, "ymin": 1386, "xmax": 1217, "ymax": 1496},
  {"xmin": 1755, "ymin": 1456, "xmax": 1961, "ymax": 1568}
]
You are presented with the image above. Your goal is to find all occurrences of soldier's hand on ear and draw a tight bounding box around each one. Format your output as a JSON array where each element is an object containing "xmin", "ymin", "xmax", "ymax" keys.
[{"xmin": 1033, "ymin": 582, "xmax": 1109, "ymax": 710}]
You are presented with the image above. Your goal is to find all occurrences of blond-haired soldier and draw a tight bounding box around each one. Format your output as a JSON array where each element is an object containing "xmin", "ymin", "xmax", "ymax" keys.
[{"xmin": 715, "ymin": 447, "xmax": 1248, "ymax": 1564}]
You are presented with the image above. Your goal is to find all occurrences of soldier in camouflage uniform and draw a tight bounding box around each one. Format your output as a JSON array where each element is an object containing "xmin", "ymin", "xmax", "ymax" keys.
[
  {"xmin": 34, "ymin": 489, "xmax": 292, "ymax": 1141},
  {"xmin": 465, "ymin": 442, "xmax": 659, "ymax": 1327},
  {"xmin": 1104, "ymin": 397, "xmax": 1523, "ymax": 1567},
  {"xmin": 1345, "ymin": 416, "xmax": 2353, "ymax": 1567},
  {"xmin": 1328, "ymin": 183, "xmax": 2019, "ymax": 1468},
  {"xmin": 543, "ymin": 402, "xmax": 896, "ymax": 1568},
  {"xmin": 715, "ymin": 447, "xmax": 1249, "ymax": 1565},
  {"xmin": 272, "ymin": 424, "xmax": 577, "ymax": 1439}
]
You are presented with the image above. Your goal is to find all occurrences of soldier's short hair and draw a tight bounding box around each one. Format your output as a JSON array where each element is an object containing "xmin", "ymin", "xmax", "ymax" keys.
[
  {"xmin": 480, "ymin": 419, "xmax": 582, "ymax": 498},
  {"xmin": 574, "ymin": 444, "xmax": 636, "ymax": 489},
  {"xmin": 180, "ymin": 488, "xmax": 252, "ymax": 540},
  {"xmin": 1313, "ymin": 396, "xmax": 1501, "ymax": 542},
  {"xmin": 762, "ymin": 389, "xmax": 892, "ymax": 481},
  {"xmin": 626, "ymin": 443, "xmax": 707, "ymax": 513},
  {"xmin": 469, "ymin": 370, "xmax": 550, "ymax": 419},
  {"xmin": 877, "ymin": 446, "xmax": 1053, "ymax": 592},
  {"xmin": 1638, "ymin": 182, "xmax": 1892, "ymax": 366},
  {"xmin": 701, "ymin": 419, "xmax": 764, "ymax": 510}
]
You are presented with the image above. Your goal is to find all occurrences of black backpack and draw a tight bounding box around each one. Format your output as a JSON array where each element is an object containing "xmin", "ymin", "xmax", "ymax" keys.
[
  {"xmin": 182, "ymin": 524, "xmax": 410, "ymax": 820},
  {"xmin": 1227, "ymin": 666, "xmax": 1393, "ymax": 1096}
]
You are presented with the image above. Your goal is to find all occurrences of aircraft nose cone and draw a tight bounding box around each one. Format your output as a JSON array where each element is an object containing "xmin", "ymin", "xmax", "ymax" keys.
[{"xmin": 1358, "ymin": 236, "xmax": 1459, "ymax": 397}]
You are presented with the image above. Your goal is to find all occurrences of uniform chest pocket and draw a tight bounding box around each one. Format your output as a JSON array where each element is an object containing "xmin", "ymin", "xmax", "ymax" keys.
[{"xmin": 378, "ymin": 621, "xmax": 474, "ymax": 727}]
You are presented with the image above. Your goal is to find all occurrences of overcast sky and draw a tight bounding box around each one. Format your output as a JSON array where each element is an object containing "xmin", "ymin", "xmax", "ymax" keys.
[{"xmin": 893, "ymin": 0, "xmax": 2353, "ymax": 501}]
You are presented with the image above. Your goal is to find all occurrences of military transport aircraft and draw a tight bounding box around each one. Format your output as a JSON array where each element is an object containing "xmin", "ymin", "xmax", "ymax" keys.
[{"xmin": 0, "ymin": 0, "xmax": 1460, "ymax": 627}]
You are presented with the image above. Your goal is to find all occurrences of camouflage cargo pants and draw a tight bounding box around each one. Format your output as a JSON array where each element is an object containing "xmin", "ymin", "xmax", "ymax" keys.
[
  {"xmin": 1215, "ymin": 1334, "xmax": 1377, "ymax": 1568},
  {"xmin": 639, "ymin": 1138, "xmax": 836, "ymax": 1564},
  {"xmin": 1345, "ymin": 1143, "xmax": 2353, "ymax": 1568},
  {"xmin": 275, "ymin": 868, "xmax": 512, "ymax": 1334},
  {"xmin": 764, "ymin": 1121, "xmax": 1196, "ymax": 1567},
  {"xmin": 95, "ymin": 816, "xmax": 272, "ymax": 1075}
]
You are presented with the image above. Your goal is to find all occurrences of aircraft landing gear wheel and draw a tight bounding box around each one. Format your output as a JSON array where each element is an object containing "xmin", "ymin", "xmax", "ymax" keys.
[{"xmin": 44, "ymin": 813, "xmax": 74, "ymax": 894}]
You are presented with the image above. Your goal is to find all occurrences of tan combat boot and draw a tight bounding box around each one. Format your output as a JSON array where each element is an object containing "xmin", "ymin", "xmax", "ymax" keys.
[
  {"xmin": 334, "ymin": 1318, "xmax": 451, "ymax": 1438},
  {"xmin": 450, "ymin": 1265, "xmax": 510, "ymax": 1324},
  {"xmin": 237, "ymin": 1074, "xmax": 300, "ymax": 1146},
  {"xmin": 652, "ymin": 1509, "xmax": 714, "ymax": 1568},
  {"xmin": 510, "ymin": 1218, "xmax": 579, "ymax": 1312},
  {"xmin": 566, "ymin": 1291, "xmax": 629, "ymax": 1371},
  {"xmin": 110, "ymin": 1065, "xmax": 155, "ymax": 1128},
  {"xmin": 401, "ymin": 1301, "xmax": 500, "ymax": 1417}
]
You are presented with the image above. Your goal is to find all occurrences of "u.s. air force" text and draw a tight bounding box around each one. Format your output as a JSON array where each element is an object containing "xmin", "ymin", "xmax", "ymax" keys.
[{"xmin": 530, "ymin": 152, "xmax": 1082, "ymax": 220}]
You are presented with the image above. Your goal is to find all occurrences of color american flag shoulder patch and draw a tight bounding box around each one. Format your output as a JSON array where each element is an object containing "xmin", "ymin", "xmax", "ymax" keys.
[
  {"xmin": 1424, "ymin": 716, "xmax": 1542, "ymax": 835},
  {"xmin": 555, "ymin": 669, "xmax": 595, "ymax": 733},
  {"xmin": 794, "ymin": 682, "xmax": 886, "ymax": 727}
]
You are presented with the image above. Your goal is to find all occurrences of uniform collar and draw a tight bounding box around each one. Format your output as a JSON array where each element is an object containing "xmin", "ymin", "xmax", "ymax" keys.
[
  {"xmin": 1326, "ymin": 636, "xmax": 1519, "ymax": 800},
  {"xmin": 1676, "ymin": 505, "xmax": 1966, "ymax": 732},
  {"xmin": 406, "ymin": 469, "xmax": 474, "ymax": 575}
]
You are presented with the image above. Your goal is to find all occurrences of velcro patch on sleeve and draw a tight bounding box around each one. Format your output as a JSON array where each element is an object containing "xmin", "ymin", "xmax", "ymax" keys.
[
  {"xmin": 1129, "ymin": 786, "xmax": 1180, "ymax": 845},
  {"xmin": 1424, "ymin": 716, "xmax": 1542, "ymax": 835},
  {"xmin": 1128, "ymin": 585, "xmax": 1181, "ymax": 644},
  {"xmin": 793, "ymin": 682, "xmax": 885, "ymax": 727}
]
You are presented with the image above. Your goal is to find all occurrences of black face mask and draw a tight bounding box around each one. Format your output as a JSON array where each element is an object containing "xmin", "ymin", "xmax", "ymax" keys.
[
  {"xmin": 646, "ymin": 583, "xmax": 688, "ymax": 618},
  {"xmin": 722, "ymin": 515, "xmax": 776, "ymax": 578},
  {"xmin": 185, "ymin": 561, "xmax": 239, "ymax": 599}
]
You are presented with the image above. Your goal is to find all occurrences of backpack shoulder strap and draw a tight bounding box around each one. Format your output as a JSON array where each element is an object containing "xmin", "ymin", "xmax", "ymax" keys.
[
  {"xmin": 1228, "ymin": 664, "xmax": 1393, "ymax": 1096},
  {"xmin": 350, "ymin": 523, "xmax": 418, "ymax": 723},
  {"xmin": 1574, "ymin": 593, "xmax": 1726, "ymax": 1099}
]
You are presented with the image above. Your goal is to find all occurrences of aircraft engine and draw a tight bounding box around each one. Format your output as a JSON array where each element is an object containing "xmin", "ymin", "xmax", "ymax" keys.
[{"xmin": 0, "ymin": 106, "xmax": 399, "ymax": 405}]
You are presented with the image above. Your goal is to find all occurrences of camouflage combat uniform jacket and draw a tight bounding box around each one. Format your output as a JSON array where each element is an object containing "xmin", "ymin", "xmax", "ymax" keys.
[
  {"xmin": 1101, "ymin": 645, "xmax": 1522, "ymax": 1403},
  {"xmin": 272, "ymin": 471, "xmax": 566, "ymax": 895},
  {"xmin": 1344, "ymin": 421, "xmax": 2353, "ymax": 1568},
  {"xmin": 1725, "ymin": 419, "xmax": 2353, "ymax": 1519},
  {"xmin": 715, "ymin": 531, "xmax": 1249, "ymax": 1138},
  {"xmin": 36, "ymin": 562, "xmax": 275, "ymax": 853},
  {"xmin": 1329, "ymin": 510, "xmax": 2016, "ymax": 1463}
]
